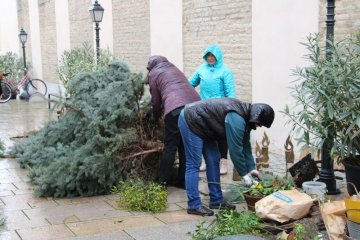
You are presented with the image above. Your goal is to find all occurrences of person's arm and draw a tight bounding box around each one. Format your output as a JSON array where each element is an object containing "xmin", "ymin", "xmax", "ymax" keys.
[
  {"xmin": 189, "ymin": 70, "xmax": 200, "ymax": 88},
  {"xmin": 148, "ymin": 77, "xmax": 162, "ymax": 120},
  {"xmin": 223, "ymin": 70, "xmax": 236, "ymax": 98},
  {"xmin": 225, "ymin": 112, "xmax": 247, "ymax": 176}
]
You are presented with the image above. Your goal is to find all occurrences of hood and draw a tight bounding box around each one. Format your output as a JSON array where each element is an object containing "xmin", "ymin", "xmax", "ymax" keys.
[
  {"xmin": 248, "ymin": 103, "xmax": 275, "ymax": 129},
  {"xmin": 202, "ymin": 44, "xmax": 223, "ymax": 68},
  {"xmin": 147, "ymin": 55, "xmax": 168, "ymax": 71}
]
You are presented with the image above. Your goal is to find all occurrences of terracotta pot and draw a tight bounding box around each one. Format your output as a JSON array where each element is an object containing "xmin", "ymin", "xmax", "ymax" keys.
[{"xmin": 243, "ymin": 193, "xmax": 264, "ymax": 211}]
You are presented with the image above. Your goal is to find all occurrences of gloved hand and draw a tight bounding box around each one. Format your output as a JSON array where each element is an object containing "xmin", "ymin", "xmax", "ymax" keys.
[
  {"xmin": 250, "ymin": 169, "xmax": 263, "ymax": 181},
  {"xmin": 242, "ymin": 175, "xmax": 258, "ymax": 187}
]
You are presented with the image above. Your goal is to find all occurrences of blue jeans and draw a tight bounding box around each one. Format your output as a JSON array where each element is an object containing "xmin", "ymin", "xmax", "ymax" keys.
[{"xmin": 178, "ymin": 110, "xmax": 223, "ymax": 209}]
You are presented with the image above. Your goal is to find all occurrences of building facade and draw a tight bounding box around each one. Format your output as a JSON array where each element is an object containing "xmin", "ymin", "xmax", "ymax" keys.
[{"xmin": 1, "ymin": 0, "xmax": 360, "ymax": 153}]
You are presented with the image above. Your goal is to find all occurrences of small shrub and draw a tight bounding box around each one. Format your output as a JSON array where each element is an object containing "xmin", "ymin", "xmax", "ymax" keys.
[
  {"xmin": 57, "ymin": 42, "xmax": 118, "ymax": 93},
  {"xmin": 0, "ymin": 52, "xmax": 30, "ymax": 84},
  {"xmin": 192, "ymin": 210, "xmax": 268, "ymax": 240},
  {"xmin": 112, "ymin": 179, "xmax": 167, "ymax": 213}
]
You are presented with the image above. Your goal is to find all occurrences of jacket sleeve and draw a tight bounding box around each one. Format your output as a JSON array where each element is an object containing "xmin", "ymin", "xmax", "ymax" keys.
[
  {"xmin": 225, "ymin": 112, "xmax": 252, "ymax": 176},
  {"xmin": 189, "ymin": 70, "xmax": 200, "ymax": 87},
  {"xmin": 223, "ymin": 70, "xmax": 236, "ymax": 98},
  {"xmin": 149, "ymin": 77, "xmax": 162, "ymax": 120}
]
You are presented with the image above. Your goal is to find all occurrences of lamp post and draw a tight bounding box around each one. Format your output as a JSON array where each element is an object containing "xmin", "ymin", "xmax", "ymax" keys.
[
  {"xmin": 318, "ymin": 0, "xmax": 340, "ymax": 195},
  {"xmin": 89, "ymin": 0, "xmax": 104, "ymax": 65},
  {"xmin": 18, "ymin": 28, "xmax": 28, "ymax": 75}
]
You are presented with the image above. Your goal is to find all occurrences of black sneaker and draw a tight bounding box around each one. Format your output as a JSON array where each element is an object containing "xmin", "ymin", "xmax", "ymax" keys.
[
  {"xmin": 209, "ymin": 201, "xmax": 236, "ymax": 210},
  {"xmin": 187, "ymin": 206, "xmax": 214, "ymax": 216}
]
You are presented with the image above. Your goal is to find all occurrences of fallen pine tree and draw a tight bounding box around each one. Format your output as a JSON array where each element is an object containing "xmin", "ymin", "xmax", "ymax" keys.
[{"xmin": 10, "ymin": 61, "xmax": 163, "ymax": 197}]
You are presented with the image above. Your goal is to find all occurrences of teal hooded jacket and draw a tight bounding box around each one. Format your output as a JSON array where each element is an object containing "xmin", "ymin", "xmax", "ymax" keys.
[{"xmin": 189, "ymin": 45, "xmax": 236, "ymax": 99}]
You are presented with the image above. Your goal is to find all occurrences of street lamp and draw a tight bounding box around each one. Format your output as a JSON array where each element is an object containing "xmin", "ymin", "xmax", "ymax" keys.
[
  {"xmin": 18, "ymin": 28, "xmax": 28, "ymax": 75},
  {"xmin": 89, "ymin": 0, "xmax": 104, "ymax": 65},
  {"xmin": 318, "ymin": 0, "xmax": 340, "ymax": 195}
]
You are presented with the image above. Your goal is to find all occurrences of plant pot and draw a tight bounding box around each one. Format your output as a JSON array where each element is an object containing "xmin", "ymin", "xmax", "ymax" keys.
[
  {"xmin": 343, "ymin": 157, "xmax": 360, "ymax": 196},
  {"xmin": 345, "ymin": 197, "xmax": 360, "ymax": 223},
  {"xmin": 243, "ymin": 193, "xmax": 264, "ymax": 211}
]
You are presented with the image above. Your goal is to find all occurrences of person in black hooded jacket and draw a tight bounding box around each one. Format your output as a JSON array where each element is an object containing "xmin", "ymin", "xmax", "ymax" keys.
[{"xmin": 178, "ymin": 98, "xmax": 275, "ymax": 216}]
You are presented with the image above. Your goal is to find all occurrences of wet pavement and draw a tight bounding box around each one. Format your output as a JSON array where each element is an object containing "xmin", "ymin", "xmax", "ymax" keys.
[
  {"xmin": 0, "ymin": 99, "xmax": 345, "ymax": 240},
  {"xmin": 0, "ymin": 99, "xmax": 249, "ymax": 240}
]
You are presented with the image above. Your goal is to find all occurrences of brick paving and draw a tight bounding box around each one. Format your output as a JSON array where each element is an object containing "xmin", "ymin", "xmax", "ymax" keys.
[{"xmin": 0, "ymin": 100, "xmax": 345, "ymax": 239}]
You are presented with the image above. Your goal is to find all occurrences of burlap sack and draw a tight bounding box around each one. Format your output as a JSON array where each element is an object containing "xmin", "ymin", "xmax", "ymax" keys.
[
  {"xmin": 320, "ymin": 200, "xmax": 346, "ymax": 240},
  {"xmin": 255, "ymin": 189, "xmax": 314, "ymax": 223}
]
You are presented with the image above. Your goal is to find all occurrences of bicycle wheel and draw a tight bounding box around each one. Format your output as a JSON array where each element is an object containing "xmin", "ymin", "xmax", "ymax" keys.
[
  {"xmin": 0, "ymin": 82, "xmax": 12, "ymax": 103},
  {"xmin": 25, "ymin": 78, "xmax": 47, "ymax": 97}
]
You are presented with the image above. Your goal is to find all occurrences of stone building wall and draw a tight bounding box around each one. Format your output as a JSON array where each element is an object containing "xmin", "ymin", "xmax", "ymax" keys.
[
  {"xmin": 38, "ymin": 0, "xmax": 58, "ymax": 83},
  {"xmin": 16, "ymin": 0, "xmax": 32, "ymax": 73},
  {"xmin": 183, "ymin": 0, "xmax": 252, "ymax": 102},
  {"xmin": 68, "ymin": 0, "xmax": 93, "ymax": 49},
  {"xmin": 112, "ymin": 0, "xmax": 150, "ymax": 74},
  {"xmin": 319, "ymin": 0, "xmax": 360, "ymax": 41}
]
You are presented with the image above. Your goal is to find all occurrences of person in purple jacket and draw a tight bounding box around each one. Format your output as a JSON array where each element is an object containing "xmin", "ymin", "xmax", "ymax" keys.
[{"xmin": 147, "ymin": 55, "xmax": 201, "ymax": 189}]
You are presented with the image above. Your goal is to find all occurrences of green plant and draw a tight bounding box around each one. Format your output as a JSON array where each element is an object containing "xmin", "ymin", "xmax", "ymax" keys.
[
  {"xmin": 57, "ymin": 42, "xmax": 118, "ymax": 93},
  {"xmin": 0, "ymin": 52, "xmax": 30, "ymax": 84},
  {"xmin": 244, "ymin": 175, "xmax": 294, "ymax": 197},
  {"xmin": 283, "ymin": 32, "xmax": 360, "ymax": 163},
  {"xmin": 192, "ymin": 210, "xmax": 268, "ymax": 240},
  {"xmin": 111, "ymin": 179, "xmax": 167, "ymax": 213}
]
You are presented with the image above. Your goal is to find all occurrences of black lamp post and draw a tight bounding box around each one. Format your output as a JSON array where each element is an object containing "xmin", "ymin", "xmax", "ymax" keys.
[
  {"xmin": 318, "ymin": 0, "xmax": 340, "ymax": 195},
  {"xmin": 18, "ymin": 28, "xmax": 28, "ymax": 75},
  {"xmin": 89, "ymin": 0, "xmax": 104, "ymax": 65}
]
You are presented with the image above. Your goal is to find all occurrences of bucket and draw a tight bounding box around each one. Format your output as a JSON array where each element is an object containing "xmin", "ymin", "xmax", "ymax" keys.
[
  {"xmin": 345, "ymin": 197, "xmax": 360, "ymax": 223},
  {"xmin": 302, "ymin": 181, "xmax": 327, "ymax": 201},
  {"xmin": 347, "ymin": 220, "xmax": 360, "ymax": 239}
]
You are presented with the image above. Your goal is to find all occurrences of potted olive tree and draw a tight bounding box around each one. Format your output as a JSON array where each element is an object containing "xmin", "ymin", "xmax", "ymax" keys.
[{"xmin": 283, "ymin": 32, "xmax": 360, "ymax": 196}]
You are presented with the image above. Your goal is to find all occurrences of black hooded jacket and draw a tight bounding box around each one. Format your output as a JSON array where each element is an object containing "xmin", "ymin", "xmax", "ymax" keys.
[{"xmin": 184, "ymin": 98, "xmax": 275, "ymax": 140}]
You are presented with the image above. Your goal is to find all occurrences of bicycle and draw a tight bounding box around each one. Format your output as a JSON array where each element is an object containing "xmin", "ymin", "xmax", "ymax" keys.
[{"xmin": 0, "ymin": 71, "xmax": 47, "ymax": 103}]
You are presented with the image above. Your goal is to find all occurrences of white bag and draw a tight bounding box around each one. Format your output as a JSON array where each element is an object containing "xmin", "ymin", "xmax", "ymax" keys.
[{"xmin": 255, "ymin": 189, "xmax": 314, "ymax": 223}]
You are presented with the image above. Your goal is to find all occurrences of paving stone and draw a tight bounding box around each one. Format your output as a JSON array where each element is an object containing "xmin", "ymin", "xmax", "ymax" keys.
[
  {"xmin": 165, "ymin": 203, "xmax": 183, "ymax": 211},
  {"xmin": 54, "ymin": 196, "xmax": 107, "ymax": 206},
  {"xmin": 166, "ymin": 187, "xmax": 188, "ymax": 203},
  {"xmin": 0, "ymin": 159, "xmax": 19, "ymax": 170},
  {"xmin": 0, "ymin": 194, "xmax": 34, "ymax": 211},
  {"xmin": 24, "ymin": 201, "xmax": 132, "ymax": 225},
  {"xmin": 66, "ymin": 215, "xmax": 165, "ymax": 236},
  {"xmin": 17, "ymin": 224, "xmax": 75, "ymax": 240},
  {"xmin": 65, "ymin": 231, "xmax": 133, "ymax": 240},
  {"xmin": 0, "ymin": 230, "xmax": 22, "ymax": 240},
  {"xmin": 0, "ymin": 191, "xmax": 14, "ymax": 197},
  {"xmin": 153, "ymin": 210, "xmax": 202, "ymax": 224},
  {"xmin": 1, "ymin": 209, "xmax": 49, "ymax": 231},
  {"xmin": 126, "ymin": 220, "xmax": 198, "ymax": 240},
  {"xmin": 175, "ymin": 202, "xmax": 187, "ymax": 209}
]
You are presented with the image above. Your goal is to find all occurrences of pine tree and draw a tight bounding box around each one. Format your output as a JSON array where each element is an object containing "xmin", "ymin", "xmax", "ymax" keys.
[{"xmin": 11, "ymin": 61, "xmax": 163, "ymax": 197}]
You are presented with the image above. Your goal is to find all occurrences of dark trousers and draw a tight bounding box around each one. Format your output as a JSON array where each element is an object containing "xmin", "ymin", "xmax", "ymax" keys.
[
  {"xmin": 158, "ymin": 107, "xmax": 185, "ymax": 187},
  {"xmin": 218, "ymin": 140, "xmax": 228, "ymax": 159}
]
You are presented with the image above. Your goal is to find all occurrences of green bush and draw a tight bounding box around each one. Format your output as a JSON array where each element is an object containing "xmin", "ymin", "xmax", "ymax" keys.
[
  {"xmin": 0, "ymin": 52, "xmax": 30, "ymax": 84},
  {"xmin": 283, "ymin": 33, "xmax": 360, "ymax": 161},
  {"xmin": 112, "ymin": 179, "xmax": 167, "ymax": 213},
  {"xmin": 57, "ymin": 42, "xmax": 118, "ymax": 93}
]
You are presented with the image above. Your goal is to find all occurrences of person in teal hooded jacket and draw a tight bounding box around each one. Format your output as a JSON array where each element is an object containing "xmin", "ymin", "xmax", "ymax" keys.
[{"xmin": 189, "ymin": 44, "xmax": 236, "ymax": 175}]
